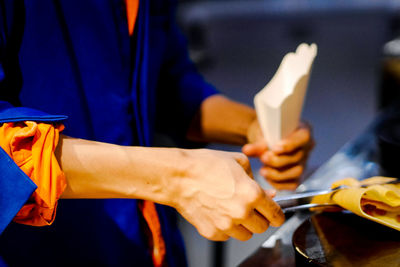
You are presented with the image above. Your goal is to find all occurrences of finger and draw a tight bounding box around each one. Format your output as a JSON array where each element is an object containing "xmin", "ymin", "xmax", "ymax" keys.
[
  {"xmin": 273, "ymin": 126, "xmax": 311, "ymax": 154},
  {"xmin": 204, "ymin": 232, "xmax": 230, "ymax": 242},
  {"xmin": 240, "ymin": 210, "xmax": 270, "ymax": 234},
  {"xmin": 255, "ymin": 195, "xmax": 285, "ymax": 227},
  {"xmin": 242, "ymin": 142, "xmax": 268, "ymax": 157},
  {"xmin": 266, "ymin": 179, "xmax": 300, "ymax": 191},
  {"xmin": 181, "ymin": 208, "xmax": 230, "ymax": 242},
  {"xmin": 259, "ymin": 165, "xmax": 303, "ymax": 182},
  {"xmin": 197, "ymin": 221, "xmax": 230, "ymax": 241},
  {"xmin": 233, "ymin": 152, "xmax": 253, "ymax": 178},
  {"xmin": 261, "ymin": 149, "xmax": 304, "ymax": 168},
  {"xmin": 224, "ymin": 225, "xmax": 253, "ymax": 241}
]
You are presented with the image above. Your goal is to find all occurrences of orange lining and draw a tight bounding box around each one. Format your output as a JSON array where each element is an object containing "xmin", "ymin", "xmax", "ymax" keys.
[
  {"xmin": 125, "ymin": 0, "xmax": 139, "ymax": 36},
  {"xmin": 0, "ymin": 121, "xmax": 66, "ymax": 226},
  {"xmin": 124, "ymin": 2, "xmax": 167, "ymax": 265},
  {"xmin": 139, "ymin": 200, "xmax": 166, "ymax": 267}
]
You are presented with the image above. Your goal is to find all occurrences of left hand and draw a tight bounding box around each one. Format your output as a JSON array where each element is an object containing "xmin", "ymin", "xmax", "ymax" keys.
[{"xmin": 242, "ymin": 119, "xmax": 314, "ymax": 190}]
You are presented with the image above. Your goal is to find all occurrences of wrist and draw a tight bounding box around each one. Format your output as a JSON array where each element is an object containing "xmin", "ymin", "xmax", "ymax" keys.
[
  {"xmin": 121, "ymin": 147, "xmax": 182, "ymax": 206},
  {"xmin": 188, "ymin": 95, "xmax": 257, "ymax": 145}
]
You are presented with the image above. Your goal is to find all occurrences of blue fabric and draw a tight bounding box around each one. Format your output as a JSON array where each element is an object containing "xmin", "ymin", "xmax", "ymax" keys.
[
  {"xmin": 0, "ymin": 101, "xmax": 66, "ymax": 234},
  {"xmin": 0, "ymin": 101, "xmax": 67, "ymax": 123},
  {"xmin": 0, "ymin": 0, "xmax": 217, "ymax": 266},
  {"xmin": 0, "ymin": 147, "xmax": 37, "ymax": 234}
]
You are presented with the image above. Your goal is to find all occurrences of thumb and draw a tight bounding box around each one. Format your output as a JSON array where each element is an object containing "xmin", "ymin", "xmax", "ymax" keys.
[{"xmin": 242, "ymin": 141, "xmax": 268, "ymax": 157}]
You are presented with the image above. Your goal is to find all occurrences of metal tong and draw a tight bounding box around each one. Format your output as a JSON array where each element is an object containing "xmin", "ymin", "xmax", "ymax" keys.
[{"xmin": 273, "ymin": 179, "xmax": 400, "ymax": 213}]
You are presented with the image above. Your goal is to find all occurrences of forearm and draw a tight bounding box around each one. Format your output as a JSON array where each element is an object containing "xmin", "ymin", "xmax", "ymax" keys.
[
  {"xmin": 55, "ymin": 135, "xmax": 284, "ymax": 241},
  {"xmin": 187, "ymin": 94, "xmax": 256, "ymax": 145},
  {"xmin": 56, "ymin": 136, "xmax": 185, "ymax": 205}
]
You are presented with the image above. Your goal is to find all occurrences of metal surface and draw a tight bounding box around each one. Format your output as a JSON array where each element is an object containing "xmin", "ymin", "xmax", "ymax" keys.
[
  {"xmin": 239, "ymin": 107, "xmax": 400, "ymax": 266},
  {"xmin": 262, "ymin": 113, "xmax": 383, "ymax": 249},
  {"xmin": 274, "ymin": 179, "xmax": 399, "ymax": 213}
]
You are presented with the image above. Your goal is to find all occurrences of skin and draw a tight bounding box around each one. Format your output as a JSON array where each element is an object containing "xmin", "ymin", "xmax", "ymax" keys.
[
  {"xmin": 57, "ymin": 94, "xmax": 313, "ymax": 241},
  {"xmin": 243, "ymin": 119, "xmax": 314, "ymax": 190},
  {"xmin": 188, "ymin": 94, "xmax": 314, "ymax": 189}
]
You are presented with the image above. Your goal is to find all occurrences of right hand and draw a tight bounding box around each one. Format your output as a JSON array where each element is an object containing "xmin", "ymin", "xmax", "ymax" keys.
[
  {"xmin": 171, "ymin": 149, "xmax": 284, "ymax": 241},
  {"xmin": 243, "ymin": 121, "xmax": 314, "ymax": 190}
]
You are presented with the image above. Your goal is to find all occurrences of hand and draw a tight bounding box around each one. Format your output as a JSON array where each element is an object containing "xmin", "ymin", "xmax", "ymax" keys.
[
  {"xmin": 56, "ymin": 136, "xmax": 284, "ymax": 241},
  {"xmin": 172, "ymin": 149, "xmax": 284, "ymax": 241},
  {"xmin": 242, "ymin": 120, "xmax": 314, "ymax": 190}
]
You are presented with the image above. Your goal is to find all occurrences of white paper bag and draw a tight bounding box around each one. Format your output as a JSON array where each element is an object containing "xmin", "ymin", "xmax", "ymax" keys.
[{"xmin": 254, "ymin": 43, "xmax": 317, "ymax": 148}]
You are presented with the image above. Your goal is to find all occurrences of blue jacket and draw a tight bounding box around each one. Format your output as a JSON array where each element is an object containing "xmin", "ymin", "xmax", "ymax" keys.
[{"xmin": 0, "ymin": 0, "xmax": 217, "ymax": 266}]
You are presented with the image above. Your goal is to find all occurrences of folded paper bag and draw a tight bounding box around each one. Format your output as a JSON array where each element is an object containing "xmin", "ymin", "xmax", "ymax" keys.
[
  {"xmin": 254, "ymin": 43, "xmax": 317, "ymax": 148},
  {"xmin": 312, "ymin": 177, "xmax": 400, "ymax": 231}
]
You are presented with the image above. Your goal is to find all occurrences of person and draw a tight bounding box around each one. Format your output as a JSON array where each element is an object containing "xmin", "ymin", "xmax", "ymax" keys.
[{"xmin": 0, "ymin": 0, "xmax": 313, "ymax": 266}]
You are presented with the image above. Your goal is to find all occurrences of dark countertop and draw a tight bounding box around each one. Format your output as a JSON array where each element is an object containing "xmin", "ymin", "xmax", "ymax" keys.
[{"xmin": 239, "ymin": 106, "xmax": 400, "ymax": 267}]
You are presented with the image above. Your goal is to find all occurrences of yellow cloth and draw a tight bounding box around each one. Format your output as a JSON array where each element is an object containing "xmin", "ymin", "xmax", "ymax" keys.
[
  {"xmin": 0, "ymin": 121, "xmax": 66, "ymax": 226},
  {"xmin": 312, "ymin": 177, "xmax": 400, "ymax": 231}
]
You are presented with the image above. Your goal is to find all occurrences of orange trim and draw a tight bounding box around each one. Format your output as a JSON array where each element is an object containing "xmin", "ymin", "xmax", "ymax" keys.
[
  {"xmin": 0, "ymin": 121, "xmax": 66, "ymax": 226},
  {"xmin": 124, "ymin": 2, "xmax": 166, "ymax": 264},
  {"xmin": 139, "ymin": 200, "xmax": 166, "ymax": 267},
  {"xmin": 125, "ymin": 0, "xmax": 139, "ymax": 36}
]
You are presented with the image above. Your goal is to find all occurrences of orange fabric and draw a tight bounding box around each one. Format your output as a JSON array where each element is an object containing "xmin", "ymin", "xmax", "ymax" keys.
[
  {"xmin": 125, "ymin": 0, "xmax": 139, "ymax": 36},
  {"xmin": 124, "ymin": 1, "xmax": 166, "ymax": 265},
  {"xmin": 0, "ymin": 121, "xmax": 66, "ymax": 226},
  {"xmin": 139, "ymin": 201, "xmax": 166, "ymax": 267}
]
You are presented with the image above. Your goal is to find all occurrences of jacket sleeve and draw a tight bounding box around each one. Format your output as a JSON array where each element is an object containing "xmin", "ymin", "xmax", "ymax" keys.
[
  {"xmin": 154, "ymin": 2, "xmax": 218, "ymax": 141},
  {"xmin": 0, "ymin": 145, "xmax": 37, "ymax": 234},
  {"xmin": 0, "ymin": 103, "xmax": 67, "ymax": 235},
  {"xmin": 0, "ymin": 2, "xmax": 67, "ymax": 234},
  {"xmin": 162, "ymin": 21, "xmax": 218, "ymax": 120}
]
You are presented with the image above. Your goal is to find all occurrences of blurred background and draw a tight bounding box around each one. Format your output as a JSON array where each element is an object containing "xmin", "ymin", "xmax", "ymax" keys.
[{"xmin": 174, "ymin": 0, "xmax": 400, "ymax": 266}]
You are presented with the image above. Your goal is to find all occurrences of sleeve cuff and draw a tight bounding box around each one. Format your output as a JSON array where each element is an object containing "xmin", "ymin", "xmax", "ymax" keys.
[
  {"xmin": 0, "ymin": 147, "xmax": 37, "ymax": 234},
  {"xmin": 0, "ymin": 101, "xmax": 67, "ymax": 123}
]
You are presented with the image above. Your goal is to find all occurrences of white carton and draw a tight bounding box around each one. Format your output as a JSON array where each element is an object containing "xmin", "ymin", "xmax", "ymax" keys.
[{"xmin": 254, "ymin": 43, "xmax": 317, "ymax": 148}]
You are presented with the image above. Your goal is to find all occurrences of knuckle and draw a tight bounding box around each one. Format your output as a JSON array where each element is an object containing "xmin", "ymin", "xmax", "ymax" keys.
[
  {"xmin": 197, "ymin": 224, "xmax": 226, "ymax": 241},
  {"xmin": 242, "ymin": 182, "xmax": 263, "ymax": 204},
  {"xmin": 250, "ymin": 185, "xmax": 264, "ymax": 203},
  {"xmin": 269, "ymin": 204, "xmax": 284, "ymax": 224},
  {"xmin": 232, "ymin": 206, "xmax": 249, "ymax": 220},
  {"xmin": 203, "ymin": 229, "xmax": 221, "ymax": 241},
  {"xmin": 198, "ymin": 228, "xmax": 211, "ymax": 240},
  {"xmin": 217, "ymin": 218, "xmax": 234, "ymax": 232}
]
